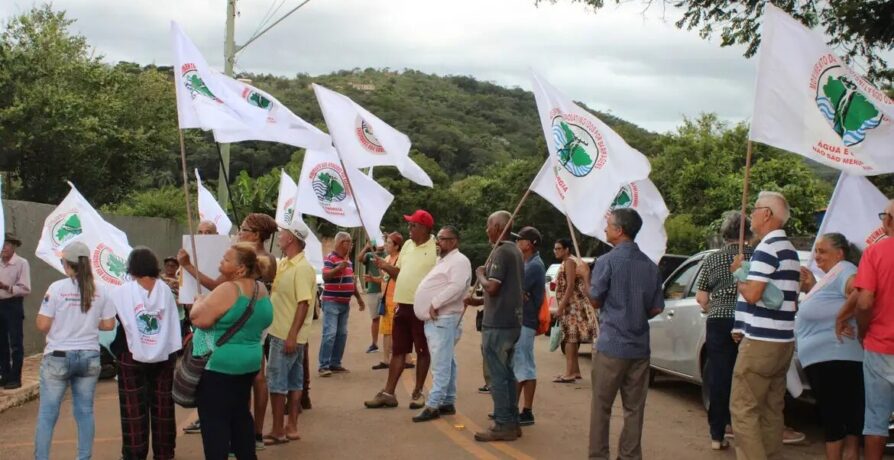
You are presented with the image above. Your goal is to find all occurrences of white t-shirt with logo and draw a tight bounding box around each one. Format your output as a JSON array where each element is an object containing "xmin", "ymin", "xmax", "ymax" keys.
[
  {"xmin": 39, "ymin": 278, "xmax": 116, "ymax": 354},
  {"xmin": 111, "ymin": 280, "xmax": 182, "ymax": 363}
]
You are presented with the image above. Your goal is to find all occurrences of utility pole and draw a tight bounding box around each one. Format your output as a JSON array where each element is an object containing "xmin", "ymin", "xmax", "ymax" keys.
[
  {"xmin": 218, "ymin": 0, "xmax": 237, "ymax": 207},
  {"xmin": 217, "ymin": 0, "xmax": 313, "ymax": 207}
]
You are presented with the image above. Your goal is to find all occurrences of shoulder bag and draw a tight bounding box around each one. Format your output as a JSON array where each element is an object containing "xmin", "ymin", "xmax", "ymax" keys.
[{"xmin": 173, "ymin": 281, "xmax": 259, "ymax": 408}]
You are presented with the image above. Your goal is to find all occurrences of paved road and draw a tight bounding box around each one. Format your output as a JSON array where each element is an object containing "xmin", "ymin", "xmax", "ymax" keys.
[{"xmin": 1, "ymin": 303, "xmax": 829, "ymax": 459}]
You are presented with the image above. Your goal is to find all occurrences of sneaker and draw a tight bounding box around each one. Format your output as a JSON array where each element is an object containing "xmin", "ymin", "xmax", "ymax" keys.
[
  {"xmin": 724, "ymin": 425, "xmax": 734, "ymax": 439},
  {"xmin": 783, "ymin": 427, "xmax": 806, "ymax": 445},
  {"xmin": 474, "ymin": 424, "xmax": 519, "ymax": 442},
  {"xmin": 366, "ymin": 344, "xmax": 379, "ymax": 353},
  {"xmin": 412, "ymin": 407, "xmax": 441, "ymax": 423},
  {"xmin": 331, "ymin": 366, "xmax": 350, "ymax": 373},
  {"xmin": 364, "ymin": 391, "xmax": 399, "ymax": 408},
  {"xmin": 438, "ymin": 404, "xmax": 456, "ymax": 415},
  {"xmin": 3, "ymin": 381, "xmax": 21, "ymax": 390},
  {"xmin": 519, "ymin": 409, "xmax": 535, "ymax": 426},
  {"xmin": 409, "ymin": 390, "xmax": 426, "ymax": 410},
  {"xmin": 183, "ymin": 420, "xmax": 202, "ymax": 434},
  {"xmin": 477, "ymin": 384, "xmax": 490, "ymax": 394},
  {"xmin": 255, "ymin": 434, "xmax": 265, "ymax": 451},
  {"xmin": 372, "ymin": 362, "xmax": 389, "ymax": 370},
  {"xmin": 711, "ymin": 439, "xmax": 730, "ymax": 450},
  {"xmin": 319, "ymin": 368, "xmax": 332, "ymax": 377}
]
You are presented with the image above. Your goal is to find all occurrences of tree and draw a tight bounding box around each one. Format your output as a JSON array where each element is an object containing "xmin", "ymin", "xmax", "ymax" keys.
[
  {"xmin": 0, "ymin": 6, "xmax": 179, "ymax": 205},
  {"xmin": 548, "ymin": 0, "xmax": 893, "ymax": 84}
]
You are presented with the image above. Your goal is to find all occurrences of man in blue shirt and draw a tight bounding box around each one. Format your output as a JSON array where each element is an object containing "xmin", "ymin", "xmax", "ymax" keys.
[
  {"xmin": 512, "ymin": 226, "xmax": 546, "ymax": 426},
  {"xmin": 588, "ymin": 208, "xmax": 664, "ymax": 460}
]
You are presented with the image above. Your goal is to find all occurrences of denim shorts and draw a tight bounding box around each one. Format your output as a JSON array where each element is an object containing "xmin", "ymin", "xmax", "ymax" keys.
[
  {"xmin": 266, "ymin": 336, "xmax": 305, "ymax": 394},
  {"xmin": 512, "ymin": 326, "xmax": 537, "ymax": 382},
  {"xmin": 863, "ymin": 350, "xmax": 894, "ymax": 436}
]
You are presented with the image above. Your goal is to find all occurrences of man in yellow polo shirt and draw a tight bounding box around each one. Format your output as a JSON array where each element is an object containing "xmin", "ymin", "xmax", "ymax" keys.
[
  {"xmin": 265, "ymin": 220, "xmax": 316, "ymax": 445},
  {"xmin": 365, "ymin": 210, "xmax": 437, "ymax": 410}
]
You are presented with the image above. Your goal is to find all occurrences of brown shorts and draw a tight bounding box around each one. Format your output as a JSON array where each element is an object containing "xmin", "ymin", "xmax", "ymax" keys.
[{"xmin": 392, "ymin": 303, "xmax": 429, "ymax": 357}]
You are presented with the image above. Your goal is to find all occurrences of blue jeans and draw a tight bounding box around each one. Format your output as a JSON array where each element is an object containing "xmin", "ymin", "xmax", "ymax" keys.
[
  {"xmin": 863, "ymin": 350, "xmax": 894, "ymax": 436},
  {"xmin": 482, "ymin": 327, "xmax": 520, "ymax": 427},
  {"xmin": 423, "ymin": 314, "xmax": 462, "ymax": 409},
  {"xmin": 318, "ymin": 301, "xmax": 350, "ymax": 370},
  {"xmin": 34, "ymin": 350, "xmax": 101, "ymax": 460},
  {"xmin": 705, "ymin": 318, "xmax": 737, "ymax": 441}
]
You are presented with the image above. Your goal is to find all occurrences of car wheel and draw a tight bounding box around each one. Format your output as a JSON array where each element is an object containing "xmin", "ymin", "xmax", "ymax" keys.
[{"xmin": 701, "ymin": 358, "xmax": 710, "ymax": 412}]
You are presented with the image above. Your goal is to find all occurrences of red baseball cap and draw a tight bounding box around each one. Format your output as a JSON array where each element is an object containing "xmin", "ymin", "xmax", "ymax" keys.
[{"xmin": 403, "ymin": 210, "xmax": 434, "ymax": 228}]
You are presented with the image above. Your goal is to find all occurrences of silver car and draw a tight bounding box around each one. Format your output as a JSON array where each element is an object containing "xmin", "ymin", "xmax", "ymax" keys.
[{"xmin": 648, "ymin": 249, "xmax": 812, "ymax": 406}]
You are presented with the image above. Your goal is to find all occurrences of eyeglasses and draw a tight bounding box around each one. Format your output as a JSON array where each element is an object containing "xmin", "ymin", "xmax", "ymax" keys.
[
  {"xmin": 750, "ymin": 206, "xmax": 773, "ymax": 215},
  {"xmin": 880, "ymin": 212, "xmax": 893, "ymax": 221}
]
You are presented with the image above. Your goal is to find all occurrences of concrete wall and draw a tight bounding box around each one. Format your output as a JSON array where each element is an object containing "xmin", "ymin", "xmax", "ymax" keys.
[{"xmin": 3, "ymin": 200, "xmax": 188, "ymax": 355}]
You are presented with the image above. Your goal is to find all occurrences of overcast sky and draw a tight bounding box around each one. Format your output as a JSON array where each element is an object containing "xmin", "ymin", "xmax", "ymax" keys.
[{"xmin": 1, "ymin": 0, "xmax": 760, "ymax": 133}]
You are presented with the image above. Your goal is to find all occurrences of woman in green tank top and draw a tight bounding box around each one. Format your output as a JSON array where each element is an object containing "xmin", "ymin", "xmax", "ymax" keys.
[{"xmin": 189, "ymin": 243, "xmax": 273, "ymax": 460}]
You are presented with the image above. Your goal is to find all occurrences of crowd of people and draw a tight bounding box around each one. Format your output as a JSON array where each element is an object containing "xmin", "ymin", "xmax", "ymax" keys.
[{"xmin": 1, "ymin": 191, "xmax": 893, "ymax": 459}]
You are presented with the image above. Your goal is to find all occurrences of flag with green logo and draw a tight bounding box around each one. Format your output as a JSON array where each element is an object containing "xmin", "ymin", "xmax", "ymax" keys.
[
  {"xmin": 213, "ymin": 78, "xmax": 332, "ymax": 150},
  {"xmin": 35, "ymin": 183, "xmax": 133, "ymax": 287},
  {"xmin": 294, "ymin": 148, "xmax": 391, "ymax": 246},
  {"xmin": 171, "ymin": 21, "xmax": 267, "ymax": 131},
  {"xmin": 750, "ymin": 5, "xmax": 894, "ymax": 175},
  {"xmin": 529, "ymin": 71, "xmax": 651, "ymax": 237}
]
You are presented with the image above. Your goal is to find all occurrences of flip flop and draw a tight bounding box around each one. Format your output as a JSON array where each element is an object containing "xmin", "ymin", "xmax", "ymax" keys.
[
  {"xmin": 553, "ymin": 375, "xmax": 576, "ymax": 383},
  {"xmin": 263, "ymin": 435, "xmax": 289, "ymax": 446}
]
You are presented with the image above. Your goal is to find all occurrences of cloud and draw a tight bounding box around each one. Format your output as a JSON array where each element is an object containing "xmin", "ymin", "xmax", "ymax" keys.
[{"xmin": 1, "ymin": 0, "xmax": 759, "ymax": 132}]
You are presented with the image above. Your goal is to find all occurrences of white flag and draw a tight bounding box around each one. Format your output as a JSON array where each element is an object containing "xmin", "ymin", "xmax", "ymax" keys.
[
  {"xmin": 35, "ymin": 183, "xmax": 133, "ymax": 288},
  {"xmin": 530, "ymin": 160, "xmax": 668, "ymax": 262},
  {"xmin": 171, "ymin": 21, "xmax": 266, "ymax": 131},
  {"xmin": 750, "ymin": 5, "xmax": 894, "ymax": 175},
  {"xmin": 312, "ymin": 84, "xmax": 433, "ymax": 187},
  {"xmin": 195, "ymin": 169, "xmax": 233, "ymax": 235},
  {"xmin": 530, "ymin": 72, "xmax": 651, "ymax": 236},
  {"xmin": 275, "ymin": 171, "xmax": 325, "ymax": 270},
  {"xmin": 810, "ymin": 173, "xmax": 889, "ymax": 270},
  {"xmin": 213, "ymin": 79, "xmax": 332, "ymax": 150},
  {"xmin": 294, "ymin": 149, "xmax": 391, "ymax": 245}
]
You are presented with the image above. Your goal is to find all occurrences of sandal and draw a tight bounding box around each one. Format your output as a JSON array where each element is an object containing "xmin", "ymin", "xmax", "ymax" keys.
[
  {"xmin": 286, "ymin": 432, "xmax": 302, "ymax": 441},
  {"xmin": 263, "ymin": 434, "xmax": 289, "ymax": 446},
  {"xmin": 553, "ymin": 375, "xmax": 576, "ymax": 383}
]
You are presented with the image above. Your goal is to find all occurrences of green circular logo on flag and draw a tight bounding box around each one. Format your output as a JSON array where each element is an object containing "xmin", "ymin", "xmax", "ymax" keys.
[
  {"xmin": 310, "ymin": 164, "xmax": 348, "ymax": 205},
  {"xmin": 181, "ymin": 63, "xmax": 219, "ymax": 102},
  {"xmin": 50, "ymin": 212, "xmax": 83, "ymax": 247},
  {"xmin": 551, "ymin": 113, "xmax": 605, "ymax": 177},
  {"xmin": 92, "ymin": 243, "xmax": 127, "ymax": 286},
  {"xmin": 813, "ymin": 57, "xmax": 884, "ymax": 147},
  {"xmin": 242, "ymin": 87, "xmax": 272, "ymax": 111},
  {"xmin": 610, "ymin": 184, "xmax": 638, "ymax": 210}
]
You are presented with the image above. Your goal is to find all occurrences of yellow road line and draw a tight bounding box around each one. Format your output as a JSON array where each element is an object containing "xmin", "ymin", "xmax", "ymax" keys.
[{"xmin": 400, "ymin": 378, "xmax": 534, "ymax": 460}]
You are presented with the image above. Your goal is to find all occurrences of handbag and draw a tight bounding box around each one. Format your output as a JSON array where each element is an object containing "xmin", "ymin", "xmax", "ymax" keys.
[
  {"xmin": 549, "ymin": 319, "xmax": 564, "ymax": 352},
  {"xmin": 173, "ymin": 281, "xmax": 259, "ymax": 408}
]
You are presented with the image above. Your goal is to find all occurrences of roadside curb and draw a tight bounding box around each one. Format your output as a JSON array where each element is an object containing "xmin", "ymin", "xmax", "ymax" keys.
[{"xmin": 0, "ymin": 354, "xmax": 41, "ymax": 414}]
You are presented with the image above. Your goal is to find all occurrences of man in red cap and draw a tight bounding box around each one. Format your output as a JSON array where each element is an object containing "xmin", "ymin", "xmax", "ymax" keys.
[{"xmin": 365, "ymin": 210, "xmax": 437, "ymax": 410}]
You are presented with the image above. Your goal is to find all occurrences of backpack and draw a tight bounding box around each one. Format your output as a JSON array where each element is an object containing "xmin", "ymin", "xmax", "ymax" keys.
[{"xmin": 536, "ymin": 288, "xmax": 550, "ymax": 335}]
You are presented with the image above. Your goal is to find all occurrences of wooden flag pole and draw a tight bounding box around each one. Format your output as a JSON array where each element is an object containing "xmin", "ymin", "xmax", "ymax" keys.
[
  {"xmin": 738, "ymin": 140, "xmax": 755, "ymax": 256},
  {"xmin": 178, "ymin": 129, "xmax": 202, "ymax": 294},
  {"xmin": 565, "ymin": 215, "xmax": 583, "ymax": 259}
]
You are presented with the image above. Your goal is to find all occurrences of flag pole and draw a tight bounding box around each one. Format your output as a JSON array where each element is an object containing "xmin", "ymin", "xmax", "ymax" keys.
[
  {"xmin": 178, "ymin": 129, "xmax": 202, "ymax": 294},
  {"xmin": 565, "ymin": 215, "xmax": 583, "ymax": 259},
  {"xmin": 738, "ymin": 140, "xmax": 754, "ymax": 255}
]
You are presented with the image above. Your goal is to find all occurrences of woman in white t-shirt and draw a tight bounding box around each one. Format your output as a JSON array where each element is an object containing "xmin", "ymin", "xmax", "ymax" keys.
[
  {"xmin": 34, "ymin": 242, "xmax": 116, "ymax": 460},
  {"xmin": 109, "ymin": 247, "xmax": 182, "ymax": 460}
]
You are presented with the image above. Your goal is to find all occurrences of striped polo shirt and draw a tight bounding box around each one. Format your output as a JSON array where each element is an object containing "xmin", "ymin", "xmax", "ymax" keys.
[
  {"xmin": 733, "ymin": 229, "xmax": 801, "ymax": 342},
  {"xmin": 322, "ymin": 251, "xmax": 355, "ymax": 304}
]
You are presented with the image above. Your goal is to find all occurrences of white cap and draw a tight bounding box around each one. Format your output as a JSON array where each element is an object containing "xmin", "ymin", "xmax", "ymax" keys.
[
  {"xmin": 281, "ymin": 220, "xmax": 310, "ymax": 243},
  {"xmin": 62, "ymin": 242, "xmax": 90, "ymax": 263}
]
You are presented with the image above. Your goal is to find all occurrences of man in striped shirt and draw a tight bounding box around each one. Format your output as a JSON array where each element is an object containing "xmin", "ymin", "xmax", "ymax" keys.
[
  {"xmin": 318, "ymin": 231, "xmax": 365, "ymax": 376},
  {"xmin": 729, "ymin": 191, "xmax": 800, "ymax": 460}
]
